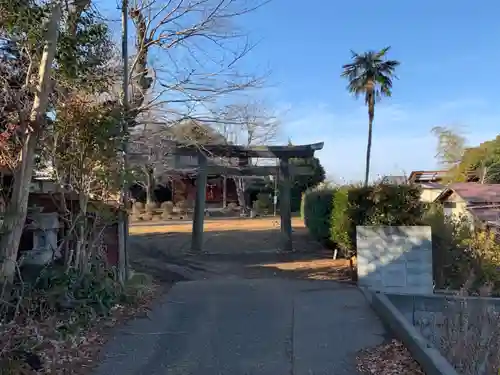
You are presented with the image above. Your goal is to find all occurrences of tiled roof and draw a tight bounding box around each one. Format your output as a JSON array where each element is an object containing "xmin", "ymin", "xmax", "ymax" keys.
[
  {"xmin": 419, "ymin": 182, "xmax": 444, "ymax": 189},
  {"xmin": 447, "ymin": 183, "xmax": 500, "ymax": 203},
  {"xmin": 468, "ymin": 205, "xmax": 500, "ymax": 223},
  {"xmin": 409, "ymin": 170, "xmax": 448, "ymax": 183}
]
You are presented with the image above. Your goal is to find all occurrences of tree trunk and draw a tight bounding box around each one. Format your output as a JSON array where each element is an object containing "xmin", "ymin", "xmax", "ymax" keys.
[
  {"xmin": 234, "ymin": 177, "xmax": 246, "ymax": 214},
  {"xmin": 145, "ymin": 167, "xmax": 155, "ymax": 204},
  {"xmin": 0, "ymin": 2, "xmax": 62, "ymax": 283},
  {"xmin": 364, "ymin": 93, "xmax": 375, "ymax": 187},
  {"xmin": 479, "ymin": 164, "xmax": 488, "ymax": 184}
]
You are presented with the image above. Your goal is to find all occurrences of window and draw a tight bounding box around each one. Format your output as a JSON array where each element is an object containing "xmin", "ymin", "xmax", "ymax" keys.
[
  {"xmin": 443, "ymin": 201, "xmax": 456, "ymax": 209},
  {"xmin": 179, "ymin": 155, "xmax": 197, "ymax": 166}
]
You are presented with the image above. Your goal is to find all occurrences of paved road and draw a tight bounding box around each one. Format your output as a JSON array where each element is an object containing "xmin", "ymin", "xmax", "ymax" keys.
[{"xmin": 93, "ymin": 279, "xmax": 387, "ymax": 375}]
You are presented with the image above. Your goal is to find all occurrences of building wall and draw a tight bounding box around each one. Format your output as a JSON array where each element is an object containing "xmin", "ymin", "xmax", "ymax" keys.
[
  {"xmin": 442, "ymin": 192, "xmax": 471, "ymax": 220},
  {"xmin": 172, "ymin": 176, "xmax": 238, "ymax": 204},
  {"xmin": 420, "ymin": 188, "xmax": 443, "ymax": 203}
]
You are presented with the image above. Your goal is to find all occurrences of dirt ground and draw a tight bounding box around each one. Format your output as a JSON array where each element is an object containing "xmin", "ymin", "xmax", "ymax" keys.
[{"xmin": 128, "ymin": 216, "xmax": 354, "ymax": 284}]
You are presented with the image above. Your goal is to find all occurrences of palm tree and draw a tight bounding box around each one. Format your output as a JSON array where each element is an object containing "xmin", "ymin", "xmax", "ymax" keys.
[{"xmin": 341, "ymin": 47, "xmax": 400, "ymax": 186}]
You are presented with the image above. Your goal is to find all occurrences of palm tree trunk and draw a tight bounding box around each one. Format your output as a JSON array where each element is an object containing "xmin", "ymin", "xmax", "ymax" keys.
[{"xmin": 364, "ymin": 94, "xmax": 375, "ymax": 187}]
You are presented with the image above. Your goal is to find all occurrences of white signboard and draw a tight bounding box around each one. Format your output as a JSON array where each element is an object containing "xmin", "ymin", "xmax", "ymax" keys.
[{"xmin": 357, "ymin": 226, "xmax": 433, "ymax": 295}]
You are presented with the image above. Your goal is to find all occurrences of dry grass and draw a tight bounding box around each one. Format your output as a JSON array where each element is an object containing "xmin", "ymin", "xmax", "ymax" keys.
[
  {"xmin": 0, "ymin": 281, "xmax": 164, "ymax": 375},
  {"xmin": 424, "ymin": 283, "xmax": 500, "ymax": 375}
]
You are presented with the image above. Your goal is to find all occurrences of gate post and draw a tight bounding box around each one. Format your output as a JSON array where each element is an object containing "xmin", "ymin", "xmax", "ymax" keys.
[
  {"xmin": 191, "ymin": 152, "xmax": 208, "ymax": 252},
  {"xmin": 279, "ymin": 156, "xmax": 293, "ymax": 252}
]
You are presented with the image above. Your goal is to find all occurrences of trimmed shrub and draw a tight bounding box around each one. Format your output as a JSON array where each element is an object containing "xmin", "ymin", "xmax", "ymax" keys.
[
  {"xmin": 330, "ymin": 188, "xmax": 351, "ymax": 255},
  {"xmin": 227, "ymin": 202, "xmax": 239, "ymax": 211},
  {"xmin": 253, "ymin": 193, "xmax": 273, "ymax": 214},
  {"xmin": 131, "ymin": 202, "xmax": 143, "ymax": 218},
  {"xmin": 176, "ymin": 200, "xmax": 187, "ymax": 214},
  {"xmin": 366, "ymin": 184, "xmax": 423, "ymax": 226},
  {"xmin": 161, "ymin": 212, "xmax": 173, "ymax": 220},
  {"xmin": 142, "ymin": 212, "xmax": 153, "ymax": 221},
  {"xmin": 301, "ymin": 186, "xmax": 336, "ymax": 241},
  {"xmin": 331, "ymin": 184, "xmax": 424, "ymax": 255},
  {"xmin": 161, "ymin": 201, "xmax": 174, "ymax": 214},
  {"xmin": 145, "ymin": 202, "xmax": 158, "ymax": 212}
]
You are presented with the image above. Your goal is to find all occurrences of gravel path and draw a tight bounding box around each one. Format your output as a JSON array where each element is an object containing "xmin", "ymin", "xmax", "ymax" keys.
[{"xmin": 93, "ymin": 279, "xmax": 387, "ymax": 375}]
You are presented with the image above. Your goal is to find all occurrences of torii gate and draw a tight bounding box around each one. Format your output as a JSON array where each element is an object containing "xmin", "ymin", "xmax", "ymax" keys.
[{"xmin": 172, "ymin": 142, "xmax": 324, "ymax": 252}]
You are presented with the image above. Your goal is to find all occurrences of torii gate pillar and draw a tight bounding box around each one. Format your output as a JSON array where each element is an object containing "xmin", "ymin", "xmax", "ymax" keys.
[{"xmin": 279, "ymin": 156, "xmax": 293, "ymax": 252}]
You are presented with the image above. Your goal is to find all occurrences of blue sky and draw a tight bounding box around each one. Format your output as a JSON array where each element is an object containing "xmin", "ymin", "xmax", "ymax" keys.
[
  {"xmin": 234, "ymin": 0, "xmax": 500, "ymax": 181},
  {"xmin": 99, "ymin": 0, "xmax": 500, "ymax": 182}
]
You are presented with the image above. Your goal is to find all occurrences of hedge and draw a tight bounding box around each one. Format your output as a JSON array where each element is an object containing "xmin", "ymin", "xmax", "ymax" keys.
[
  {"xmin": 331, "ymin": 184, "xmax": 424, "ymax": 255},
  {"xmin": 330, "ymin": 188, "xmax": 351, "ymax": 253},
  {"xmin": 302, "ymin": 183, "xmax": 424, "ymax": 255},
  {"xmin": 301, "ymin": 186, "xmax": 337, "ymax": 241}
]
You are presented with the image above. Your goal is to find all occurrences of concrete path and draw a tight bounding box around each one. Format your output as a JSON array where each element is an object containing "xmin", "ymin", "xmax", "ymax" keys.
[{"xmin": 93, "ymin": 279, "xmax": 387, "ymax": 375}]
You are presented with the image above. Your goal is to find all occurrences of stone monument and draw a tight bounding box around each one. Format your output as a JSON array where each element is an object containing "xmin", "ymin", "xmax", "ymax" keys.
[{"xmin": 357, "ymin": 226, "xmax": 433, "ymax": 295}]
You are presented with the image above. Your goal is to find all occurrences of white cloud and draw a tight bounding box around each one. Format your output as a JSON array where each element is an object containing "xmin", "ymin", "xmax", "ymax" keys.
[{"xmin": 282, "ymin": 98, "xmax": 500, "ymax": 181}]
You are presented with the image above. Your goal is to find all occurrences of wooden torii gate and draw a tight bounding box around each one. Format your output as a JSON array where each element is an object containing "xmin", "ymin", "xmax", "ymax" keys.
[{"xmin": 173, "ymin": 142, "xmax": 324, "ymax": 252}]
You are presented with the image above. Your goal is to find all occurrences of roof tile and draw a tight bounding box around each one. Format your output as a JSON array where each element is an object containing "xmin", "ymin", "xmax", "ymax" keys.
[{"xmin": 449, "ymin": 183, "xmax": 500, "ymax": 203}]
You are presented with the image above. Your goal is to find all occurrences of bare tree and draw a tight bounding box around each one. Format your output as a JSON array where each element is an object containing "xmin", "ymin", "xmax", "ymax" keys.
[
  {"xmin": 125, "ymin": 0, "xmax": 267, "ymax": 123},
  {"xmin": 121, "ymin": 0, "xmax": 269, "ymax": 211},
  {"xmin": 213, "ymin": 101, "xmax": 279, "ymax": 211},
  {"xmin": 431, "ymin": 125, "xmax": 467, "ymax": 168},
  {"xmin": 0, "ymin": 0, "xmax": 115, "ymax": 282},
  {"xmin": 129, "ymin": 122, "xmax": 175, "ymax": 205},
  {"xmin": 129, "ymin": 116, "xmax": 225, "ymax": 204}
]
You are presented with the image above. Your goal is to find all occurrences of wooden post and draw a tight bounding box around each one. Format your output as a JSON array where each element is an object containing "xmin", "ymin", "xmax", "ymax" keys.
[
  {"xmin": 170, "ymin": 179, "xmax": 175, "ymax": 203},
  {"xmin": 191, "ymin": 153, "xmax": 208, "ymax": 252},
  {"xmin": 222, "ymin": 175, "xmax": 227, "ymax": 208},
  {"xmin": 279, "ymin": 156, "xmax": 292, "ymax": 252}
]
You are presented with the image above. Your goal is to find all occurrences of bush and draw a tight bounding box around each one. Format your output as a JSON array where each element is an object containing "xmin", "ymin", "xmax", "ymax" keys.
[
  {"xmin": 142, "ymin": 212, "xmax": 153, "ymax": 221},
  {"xmin": 145, "ymin": 202, "xmax": 158, "ymax": 213},
  {"xmin": 330, "ymin": 184, "xmax": 424, "ymax": 255},
  {"xmin": 0, "ymin": 261, "xmax": 157, "ymax": 373},
  {"xmin": 161, "ymin": 201, "xmax": 174, "ymax": 214},
  {"xmin": 330, "ymin": 188, "xmax": 351, "ymax": 255},
  {"xmin": 253, "ymin": 193, "xmax": 273, "ymax": 214},
  {"xmin": 133, "ymin": 201, "xmax": 144, "ymax": 211},
  {"xmin": 301, "ymin": 185, "xmax": 337, "ymax": 241},
  {"xmin": 161, "ymin": 201, "xmax": 174, "ymax": 220},
  {"xmin": 423, "ymin": 203, "xmax": 500, "ymax": 292},
  {"xmin": 176, "ymin": 200, "xmax": 187, "ymax": 214},
  {"xmin": 227, "ymin": 202, "xmax": 238, "ymax": 211},
  {"xmin": 422, "ymin": 281, "xmax": 500, "ymax": 375},
  {"xmin": 131, "ymin": 202, "xmax": 143, "ymax": 217},
  {"xmin": 422, "ymin": 204, "xmax": 473, "ymax": 289}
]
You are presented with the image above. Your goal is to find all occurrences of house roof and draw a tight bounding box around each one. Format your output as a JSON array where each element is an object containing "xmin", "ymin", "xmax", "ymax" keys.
[
  {"xmin": 408, "ymin": 170, "xmax": 448, "ymax": 183},
  {"xmin": 436, "ymin": 183, "xmax": 500, "ymax": 203},
  {"xmin": 468, "ymin": 205, "xmax": 500, "ymax": 224},
  {"xmin": 420, "ymin": 182, "xmax": 444, "ymax": 190}
]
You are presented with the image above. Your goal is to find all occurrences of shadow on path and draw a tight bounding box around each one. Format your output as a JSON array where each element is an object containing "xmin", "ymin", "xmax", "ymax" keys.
[
  {"xmin": 128, "ymin": 226, "xmax": 352, "ymax": 284},
  {"xmin": 93, "ymin": 279, "xmax": 388, "ymax": 375}
]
